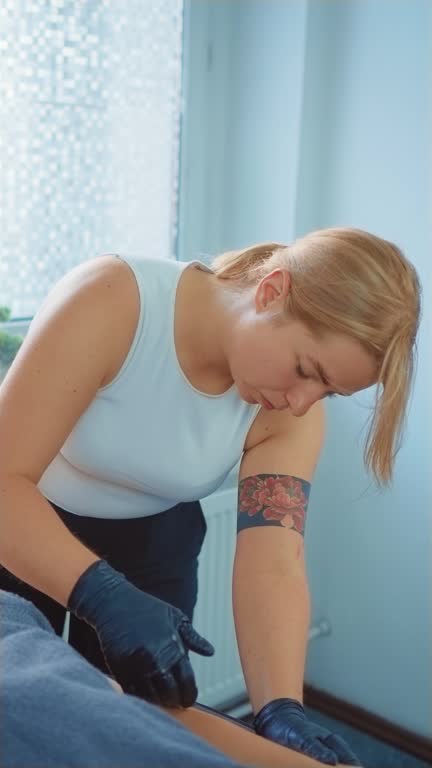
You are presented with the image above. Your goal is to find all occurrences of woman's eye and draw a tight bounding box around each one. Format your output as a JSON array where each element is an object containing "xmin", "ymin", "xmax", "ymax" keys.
[
  {"xmin": 296, "ymin": 364, "xmax": 308, "ymax": 379},
  {"xmin": 297, "ymin": 363, "xmax": 337, "ymax": 398}
]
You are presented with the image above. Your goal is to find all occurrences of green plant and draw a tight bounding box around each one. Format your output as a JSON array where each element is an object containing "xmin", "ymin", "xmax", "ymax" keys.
[{"xmin": 0, "ymin": 306, "xmax": 23, "ymax": 382}]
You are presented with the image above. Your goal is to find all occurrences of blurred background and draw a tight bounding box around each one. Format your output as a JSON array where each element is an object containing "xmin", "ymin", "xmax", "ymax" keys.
[{"xmin": 0, "ymin": 1, "xmax": 430, "ymax": 765}]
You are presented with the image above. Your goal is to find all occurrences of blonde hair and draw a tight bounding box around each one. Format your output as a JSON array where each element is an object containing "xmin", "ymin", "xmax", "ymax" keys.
[{"xmin": 210, "ymin": 227, "xmax": 422, "ymax": 488}]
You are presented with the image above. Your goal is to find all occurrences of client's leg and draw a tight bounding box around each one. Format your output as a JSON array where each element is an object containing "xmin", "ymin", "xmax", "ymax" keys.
[
  {"xmin": 107, "ymin": 677, "xmax": 354, "ymax": 768},
  {"xmin": 163, "ymin": 703, "xmax": 357, "ymax": 768}
]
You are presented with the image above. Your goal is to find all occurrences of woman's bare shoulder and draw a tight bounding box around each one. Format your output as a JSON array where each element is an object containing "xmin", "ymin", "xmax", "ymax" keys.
[
  {"xmin": 84, "ymin": 255, "xmax": 141, "ymax": 388},
  {"xmin": 31, "ymin": 254, "xmax": 141, "ymax": 389}
]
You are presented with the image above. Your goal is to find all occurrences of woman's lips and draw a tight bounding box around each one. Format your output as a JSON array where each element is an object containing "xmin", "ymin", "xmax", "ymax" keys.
[{"xmin": 261, "ymin": 396, "xmax": 274, "ymax": 410}]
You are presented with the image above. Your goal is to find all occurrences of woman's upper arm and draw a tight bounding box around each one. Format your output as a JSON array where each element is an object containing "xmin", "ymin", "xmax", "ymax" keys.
[
  {"xmin": 236, "ymin": 402, "xmax": 326, "ymax": 567},
  {"xmin": 0, "ymin": 257, "xmax": 131, "ymax": 485},
  {"xmin": 239, "ymin": 401, "xmax": 326, "ymax": 483}
]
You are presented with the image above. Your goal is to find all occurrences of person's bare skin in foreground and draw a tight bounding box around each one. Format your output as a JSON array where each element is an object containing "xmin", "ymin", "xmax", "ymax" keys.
[{"xmin": 108, "ymin": 676, "xmax": 357, "ymax": 768}]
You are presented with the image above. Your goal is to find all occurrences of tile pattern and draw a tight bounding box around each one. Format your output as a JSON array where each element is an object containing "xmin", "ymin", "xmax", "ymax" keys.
[{"xmin": 0, "ymin": 0, "xmax": 183, "ymax": 317}]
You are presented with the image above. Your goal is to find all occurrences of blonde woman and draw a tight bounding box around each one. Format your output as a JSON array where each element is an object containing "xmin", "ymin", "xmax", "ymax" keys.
[{"xmin": 0, "ymin": 228, "xmax": 421, "ymax": 765}]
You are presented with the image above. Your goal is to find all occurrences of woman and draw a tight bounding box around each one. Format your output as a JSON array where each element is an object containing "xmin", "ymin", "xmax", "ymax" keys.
[{"xmin": 0, "ymin": 227, "xmax": 421, "ymax": 766}]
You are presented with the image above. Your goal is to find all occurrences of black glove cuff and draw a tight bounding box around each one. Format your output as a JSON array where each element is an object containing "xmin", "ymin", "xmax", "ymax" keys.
[
  {"xmin": 67, "ymin": 559, "xmax": 123, "ymax": 618},
  {"xmin": 253, "ymin": 697, "xmax": 305, "ymax": 732}
]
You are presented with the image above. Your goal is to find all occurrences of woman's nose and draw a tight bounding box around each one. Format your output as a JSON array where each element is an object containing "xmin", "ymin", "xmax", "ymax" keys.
[
  {"xmin": 290, "ymin": 402, "xmax": 310, "ymax": 417},
  {"xmin": 286, "ymin": 391, "xmax": 313, "ymax": 416}
]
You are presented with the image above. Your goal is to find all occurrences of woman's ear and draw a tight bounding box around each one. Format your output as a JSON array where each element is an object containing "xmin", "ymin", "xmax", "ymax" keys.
[{"xmin": 256, "ymin": 269, "xmax": 291, "ymax": 312}]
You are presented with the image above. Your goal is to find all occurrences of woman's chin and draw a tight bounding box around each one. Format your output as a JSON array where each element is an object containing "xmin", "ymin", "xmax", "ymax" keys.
[
  {"xmin": 242, "ymin": 391, "xmax": 258, "ymax": 405},
  {"xmin": 233, "ymin": 381, "xmax": 258, "ymax": 404}
]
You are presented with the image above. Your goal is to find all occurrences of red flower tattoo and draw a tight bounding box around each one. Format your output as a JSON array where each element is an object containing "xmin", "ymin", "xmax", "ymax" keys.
[{"xmin": 238, "ymin": 474, "xmax": 309, "ymax": 535}]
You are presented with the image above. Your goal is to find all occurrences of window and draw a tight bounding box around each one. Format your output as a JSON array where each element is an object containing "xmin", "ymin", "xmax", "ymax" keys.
[{"xmin": 0, "ymin": 0, "xmax": 184, "ymax": 320}]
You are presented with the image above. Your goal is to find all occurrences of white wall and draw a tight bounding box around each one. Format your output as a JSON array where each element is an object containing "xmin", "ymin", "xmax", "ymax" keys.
[
  {"xmin": 182, "ymin": 0, "xmax": 431, "ymax": 738},
  {"xmin": 296, "ymin": 0, "xmax": 432, "ymax": 738}
]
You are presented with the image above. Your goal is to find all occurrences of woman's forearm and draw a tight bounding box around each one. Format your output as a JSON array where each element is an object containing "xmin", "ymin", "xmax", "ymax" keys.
[
  {"xmin": 0, "ymin": 474, "xmax": 99, "ymax": 605},
  {"xmin": 233, "ymin": 547, "xmax": 311, "ymax": 711}
]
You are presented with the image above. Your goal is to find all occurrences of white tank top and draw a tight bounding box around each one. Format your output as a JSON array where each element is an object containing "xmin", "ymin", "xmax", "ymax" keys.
[{"xmin": 38, "ymin": 254, "xmax": 261, "ymax": 518}]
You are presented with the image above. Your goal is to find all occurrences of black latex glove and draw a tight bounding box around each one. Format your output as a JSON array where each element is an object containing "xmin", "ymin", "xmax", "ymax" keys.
[
  {"xmin": 253, "ymin": 698, "xmax": 362, "ymax": 765},
  {"xmin": 67, "ymin": 559, "xmax": 215, "ymax": 708}
]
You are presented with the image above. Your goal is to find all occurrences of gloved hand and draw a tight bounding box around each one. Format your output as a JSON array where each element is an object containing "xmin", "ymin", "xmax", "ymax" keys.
[
  {"xmin": 253, "ymin": 698, "xmax": 362, "ymax": 765},
  {"xmin": 67, "ymin": 559, "xmax": 214, "ymax": 708}
]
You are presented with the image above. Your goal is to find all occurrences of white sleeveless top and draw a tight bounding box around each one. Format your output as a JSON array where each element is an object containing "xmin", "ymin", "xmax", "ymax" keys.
[{"xmin": 38, "ymin": 254, "xmax": 261, "ymax": 518}]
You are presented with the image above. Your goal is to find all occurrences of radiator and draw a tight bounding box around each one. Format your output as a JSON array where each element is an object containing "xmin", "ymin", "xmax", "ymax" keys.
[{"xmin": 192, "ymin": 487, "xmax": 243, "ymax": 709}]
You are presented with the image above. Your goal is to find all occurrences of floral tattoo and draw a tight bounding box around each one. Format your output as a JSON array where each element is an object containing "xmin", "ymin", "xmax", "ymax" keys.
[{"xmin": 237, "ymin": 474, "xmax": 311, "ymax": 536}]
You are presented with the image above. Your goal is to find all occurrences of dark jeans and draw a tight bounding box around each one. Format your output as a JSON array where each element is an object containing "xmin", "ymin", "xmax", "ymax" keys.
[{"xmin": 0, "ymin": 499, "xmax": 207, "ymax": 673}]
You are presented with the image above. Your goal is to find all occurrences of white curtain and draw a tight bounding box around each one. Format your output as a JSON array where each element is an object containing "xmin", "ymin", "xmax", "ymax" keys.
[{"xmin": 0, "ymin": 0, "xmax": 184, "ymax": 318}]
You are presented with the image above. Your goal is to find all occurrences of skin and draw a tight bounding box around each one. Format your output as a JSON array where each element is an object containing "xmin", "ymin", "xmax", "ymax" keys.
[
  {"xmin": 182, "ymin": 266, "xmax": 378, "ymax": 413},
  {"xmin": 107, "ymin": 678, "xmax": 356, "ymax": 768}
]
